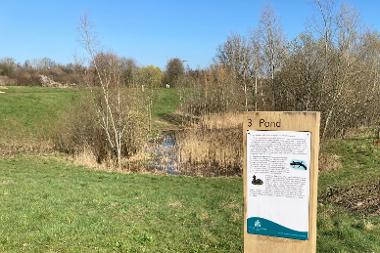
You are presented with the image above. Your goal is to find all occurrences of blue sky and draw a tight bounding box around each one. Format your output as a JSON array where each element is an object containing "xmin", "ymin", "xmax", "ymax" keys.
[{"xmin": 0, "ymin": 0, "xmax": 379, "ymax": 69}]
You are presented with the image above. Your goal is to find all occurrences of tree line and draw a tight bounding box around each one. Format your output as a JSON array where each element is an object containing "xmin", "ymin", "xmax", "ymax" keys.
[
  {"xmin": 178, "ymin": 0, "xmax": 380, "ymax": 139},
  {"xmin": 2, "ymin": 0, "xmax": 380, "ymax": 168},
  {"xmin": 0, "ymin": 56, "xmax": 185, "ymax": 88}
]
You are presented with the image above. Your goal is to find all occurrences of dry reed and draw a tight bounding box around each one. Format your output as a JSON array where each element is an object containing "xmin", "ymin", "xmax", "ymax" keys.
[{"xmin": 176, "ymin": 112, "xmax": 244, "ymax": 176}]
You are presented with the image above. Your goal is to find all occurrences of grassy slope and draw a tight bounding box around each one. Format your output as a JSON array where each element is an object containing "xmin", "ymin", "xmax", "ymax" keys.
[
  {"xmin": 152, "ymin": 88, "xmax": 180, "ymax": 130},
  {"xmin": 152, "ymin": 88, "xmax": 179, "ymax": 118},
  {"xmin": 0, "ymin": 86, "xmax": 179, "ymax": 142},
  {"xmin": 0, "ymin": 86, "xmax": 80, "ymax": 142}
]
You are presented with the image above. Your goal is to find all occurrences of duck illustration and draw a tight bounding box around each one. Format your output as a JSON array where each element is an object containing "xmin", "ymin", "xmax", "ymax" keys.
[{"xmin": 252, "ymin": 175, "xmax": 263, "ymax": 185}]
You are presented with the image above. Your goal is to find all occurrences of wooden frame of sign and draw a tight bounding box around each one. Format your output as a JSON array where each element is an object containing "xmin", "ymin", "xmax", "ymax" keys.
[{"xmin": 243, "ymin": 111, "xmax": 320, "ymax": 253}]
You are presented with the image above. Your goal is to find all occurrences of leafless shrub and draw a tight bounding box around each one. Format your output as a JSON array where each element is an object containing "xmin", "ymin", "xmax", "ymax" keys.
[
  {"xmin": 54, "ymin": 98, "xmax": 108, "ymax": 162},
  {"xmin": 0, "ymin": 75, "xmax": 16, "ymax": 86},
  {"xmin": 272, "ymin": 3, "xmax": 380, "ymax": 139},
  {"xmin": 76, "ymin": 16, "xmax": 150, "ymax": 168},
  {"xmin": 54, "ymin": 92, "xmax": 148, "ymax": 166}
]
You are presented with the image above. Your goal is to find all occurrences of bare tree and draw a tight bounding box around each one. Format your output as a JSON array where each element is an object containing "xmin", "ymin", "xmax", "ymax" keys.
[
  {"xmin": 217, "ymin": 34, "xmax": 252, "ymax": 111},
  {"xmin": 318, "ymin": 3, "xmax": 360, "ymax": 138},
  {"xmin": 314, "ymin": 0, "xmax": 335, "ymax": 63},
  {"xmin": 250, "ymin": 30, "xmax": 263, "ymax": 111},
  {"xmin": 79, "ymin": 16, "xmax": 129, "ymax": 168},
  {"xmin": 257, "ymin": 5, "xmax": 286, "ymax": 109}
]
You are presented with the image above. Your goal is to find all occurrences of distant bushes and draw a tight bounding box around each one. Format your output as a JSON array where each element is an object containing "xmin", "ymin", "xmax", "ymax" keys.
[
  {"xmin": 0, "ymin": 56, "xmax": 167, "ymax": 88},
  {"xmin": 0, "ymin": 57, "xmax": 85, "ymax": 86}
]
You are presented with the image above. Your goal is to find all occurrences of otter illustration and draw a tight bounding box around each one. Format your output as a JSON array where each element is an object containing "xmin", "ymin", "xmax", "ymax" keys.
[{"xmin": 290, "ymin": 160, "xmax": 307, "ymax": 170}]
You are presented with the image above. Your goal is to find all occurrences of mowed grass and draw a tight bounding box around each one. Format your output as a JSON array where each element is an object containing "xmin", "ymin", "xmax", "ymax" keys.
[
  {"xmin": 0, "ymin": 86, "xmax": 179, "ymax": 142},
  {"xmin": 152, "ymin": 88, "xmax": 179, "ymax": 118},
  {"xmin": 0, "ymin": 157, "xmax": 242, "ymax": 253},
  {"xmin": 152, "ymin": 88, "xmax": 180, "ymax": 130},
  {"xmin": 0, "ymin": 139, "xmax": 379, "ymax": 252},
  {"xmin": 0, "ymin": 86, "xmax": 80, "ymax": 142}
]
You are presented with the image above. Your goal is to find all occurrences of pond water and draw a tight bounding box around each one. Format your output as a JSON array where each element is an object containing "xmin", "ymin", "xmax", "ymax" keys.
[{"xmin": 147, "ymin": 132, "xmax": 179, "ymax": 175}]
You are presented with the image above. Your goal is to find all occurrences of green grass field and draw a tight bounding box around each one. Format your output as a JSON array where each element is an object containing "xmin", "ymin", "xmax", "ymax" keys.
[
  {"xmin": 0, "ymin": 157, "xmax": 242, "ymax": 253},
  {"xmin": 0, "ymin": 86, "xmax": 80, "ymax": 142},
  {"xmin": 0, "ymin": 86, "xmax": 179, "ymax": 143},
  {"xmin": 0, "ymin": 141, "xmax": 379, "ymax": 253},
  {"xmin": 0, "ymin": 86, "xmax": 379, "ymax": 252},
  {"xmin": 152, "ymin": 88, "xmax": 179, "ymax": 118}
]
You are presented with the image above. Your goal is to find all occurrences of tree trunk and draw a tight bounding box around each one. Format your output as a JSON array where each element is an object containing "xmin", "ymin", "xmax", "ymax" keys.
[
  {"xmin": 255, "ymin": 76, "xmax": 258, "ymax": 111},
  {"xmin": 244, "ymin": 82, "xmax": 248, "ymax": 111},
  {"xmin": 117, "ymin": 144, "xmax": 122, "ymax": 169},
  {"xmin": 322, "ymin": 108, "xmax": 333, "ymax": 139}
]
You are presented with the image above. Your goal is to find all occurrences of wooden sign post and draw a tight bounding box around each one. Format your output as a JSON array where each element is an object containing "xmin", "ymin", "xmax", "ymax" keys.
[{"xmin": 243, "ymin": 111, "xmax": 320, "ymax": 253}]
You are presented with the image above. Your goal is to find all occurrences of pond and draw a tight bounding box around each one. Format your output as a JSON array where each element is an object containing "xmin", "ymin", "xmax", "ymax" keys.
[{"xmin": 147, "ymin": 131, "xmax": 179, "ymax": 175}]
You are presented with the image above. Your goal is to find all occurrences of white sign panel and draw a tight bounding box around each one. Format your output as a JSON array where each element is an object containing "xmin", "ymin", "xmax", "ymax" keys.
[{"xmin": 246, "ymin": 130, "xmax": 311, "ymax": 240}]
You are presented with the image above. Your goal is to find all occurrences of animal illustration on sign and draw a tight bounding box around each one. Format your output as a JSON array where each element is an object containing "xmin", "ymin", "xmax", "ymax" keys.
[
  {"xmin": 290, "ymin": 160, "xmax": 307, "ymax": 170},
  {"xmin": 252, "ymin": 175, "xmax": 263, "ymax": 185}
]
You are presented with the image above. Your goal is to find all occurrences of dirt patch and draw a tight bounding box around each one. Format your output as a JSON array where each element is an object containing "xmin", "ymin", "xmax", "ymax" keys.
[
  {"xmin": 0, "ymin": 91, "xmax": 5, "ymax": 94},
  {"xmin": 320, "ymin": 181, "xmax": 380, "ymax": 217}
]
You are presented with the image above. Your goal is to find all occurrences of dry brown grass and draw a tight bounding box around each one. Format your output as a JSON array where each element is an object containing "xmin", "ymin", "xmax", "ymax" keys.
[
  {"xmin": 176, "ymin": 112, "xmax": 243, "ymax": 176},
  {"xmin": 168, "ymin": 200, "xmax": 184, "ymax": 209},
  {"xmin": 0, "ymin": 140, "xmax": 53, "ymax": 157},
  {"xmin": 319, "ymin": 153, "xmax": 342, "ymax": 171},
  {"xmin": 320, "ymin": 181, "xmax": 380, "ymax": 217},
  {"xmin": 198, "ymin": 112, "xmax": 244, "ymax": 129},
  {"xmin": 65, "ymin": 144, "xmax": 171, "ymax": 175},
  {"xmin": 343, "ymin": 126, "xmax": 376, "ymax": 139},
  {"xmin": 70, "ymin": 147, "xmax": 108, "ymax": 170}
]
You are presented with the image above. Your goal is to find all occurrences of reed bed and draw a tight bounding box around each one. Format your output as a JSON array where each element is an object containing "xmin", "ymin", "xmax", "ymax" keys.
[{"xmin": 176, "ymin": 112, "xmax": 244, "ymax": 176}]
